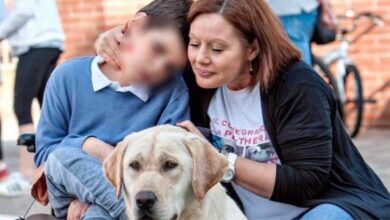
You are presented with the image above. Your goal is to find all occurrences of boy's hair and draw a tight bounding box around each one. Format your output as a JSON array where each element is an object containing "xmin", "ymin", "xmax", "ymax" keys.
[{"xmin": 138, "ymin": 0, "xmax": 193, "ymax": 45}]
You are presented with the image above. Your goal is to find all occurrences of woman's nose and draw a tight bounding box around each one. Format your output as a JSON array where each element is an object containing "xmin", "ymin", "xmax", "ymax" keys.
[{"xmin": 195, "ymin": 47, "xmax": 211, "ymax": 65}]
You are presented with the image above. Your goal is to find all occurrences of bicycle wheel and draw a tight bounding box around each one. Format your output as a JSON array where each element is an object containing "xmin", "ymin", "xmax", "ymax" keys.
[
  {"xmin": 342, "ymin": 64, "xmax": 364, "ymax": 138},
  {"xmin": 312, "ymin": 56, "xmax": 344, "ymax": 117}
]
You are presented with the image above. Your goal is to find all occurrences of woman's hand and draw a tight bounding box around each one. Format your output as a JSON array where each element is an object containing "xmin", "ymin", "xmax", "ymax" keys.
[
  {"xmin": 177, "ymin": 121, "xmax": 205, "ymax": 138},
  {"xmin": 94, "ymin": 25, "xmax": 125, "ymax": 68}
]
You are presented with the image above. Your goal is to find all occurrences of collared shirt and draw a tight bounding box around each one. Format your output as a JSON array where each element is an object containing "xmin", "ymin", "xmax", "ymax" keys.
[
  {"xmin": 90, "ymin": 56, "xmax": 150, "ymax": 102},
  {"xmin": 36, "ymin": 56, "xmax": 190, "ymax": 166},
  {"xmin": 267, "ymin": 0, "xmax": 319, "ymax": 16}
]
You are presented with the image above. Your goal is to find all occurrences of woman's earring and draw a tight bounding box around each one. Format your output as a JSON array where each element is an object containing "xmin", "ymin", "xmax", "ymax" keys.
[{"xmin": 249, "ymin": 60, "xmax": 254, "ymax": 74}]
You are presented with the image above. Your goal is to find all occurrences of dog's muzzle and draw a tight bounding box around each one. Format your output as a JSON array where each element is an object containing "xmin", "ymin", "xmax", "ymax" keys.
[
  {"xmin": 136, "ymin": 191, "xmax": 157, "ymax": 211},
  {"xmin": 135, "ymin": 191, "xmax": 178, "ymax": 220}
]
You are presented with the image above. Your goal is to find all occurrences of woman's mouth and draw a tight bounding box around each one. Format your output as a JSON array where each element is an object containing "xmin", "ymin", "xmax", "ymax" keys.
[{"xmin": 195, "ymin": 68, "xmax": 216, "ymax": 78}]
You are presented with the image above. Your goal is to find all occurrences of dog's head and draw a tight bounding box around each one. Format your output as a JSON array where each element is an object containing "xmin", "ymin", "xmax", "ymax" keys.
[{"xmin": 103, "ymin": 125, "xmax": 228, "ymax": 220}]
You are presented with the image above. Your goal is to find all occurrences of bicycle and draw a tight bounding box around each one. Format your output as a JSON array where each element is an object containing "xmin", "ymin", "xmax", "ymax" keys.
[{"xmin": 313, "ymin": 10, "xmax": 384, "ymax": 138}]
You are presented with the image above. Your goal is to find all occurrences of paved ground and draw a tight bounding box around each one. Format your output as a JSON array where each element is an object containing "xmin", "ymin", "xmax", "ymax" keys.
[{"xmin": 0, "ymin": 129, "xmax": 389, "ymax": 219}]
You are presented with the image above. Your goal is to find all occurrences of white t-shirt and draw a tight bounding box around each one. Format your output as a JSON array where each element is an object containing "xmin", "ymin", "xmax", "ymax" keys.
[{"xmin": 208, "ymin": 84, "xmax": 307, "ymax": 220}]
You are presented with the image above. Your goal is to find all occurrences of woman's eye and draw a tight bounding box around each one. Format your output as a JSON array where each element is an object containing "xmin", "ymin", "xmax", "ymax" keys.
[
  {"xmin": 129, "ymin": 161, "xmax": 141, "ymax": 171},
  {"xmin": 189, "ymin": 43, "xmax": 199, "ymax": 48},
  {"xmin": 163, "ymin": 161, "xmax": 178, "ymax": 170},
  {"xmin": 212, "ymin": 48, "xmax": 223, "ymax": 53}
]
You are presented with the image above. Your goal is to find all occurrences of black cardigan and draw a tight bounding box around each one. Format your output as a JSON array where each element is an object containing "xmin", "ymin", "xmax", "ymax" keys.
[{"xmin": 184, "ymin": 61, "xmax": 390, "ymax": 219}]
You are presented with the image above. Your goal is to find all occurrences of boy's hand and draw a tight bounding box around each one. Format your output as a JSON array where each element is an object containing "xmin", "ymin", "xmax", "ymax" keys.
[
  {"xmin": 83, "ymin": 137, "xmax": 114, "ymax": 161},
  {"xmin": 67, "ymin": 200, "xmax": 90, "ymax": 220},
  {"xmin": 94, "ymin": 25, "xmax": 125, "ymax": 69}
]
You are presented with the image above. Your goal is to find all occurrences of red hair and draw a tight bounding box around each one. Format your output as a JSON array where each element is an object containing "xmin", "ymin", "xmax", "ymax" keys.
[{"xmin": 188, "ymin": 0, "xmax": 301, "ymax": 89}]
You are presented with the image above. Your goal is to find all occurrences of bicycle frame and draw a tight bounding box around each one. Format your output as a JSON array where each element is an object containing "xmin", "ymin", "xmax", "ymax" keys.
[
  {"xmin": 317, "ymin": 39, "xmax": 353, "ymax": 104},
  {"xmin": 315, "ymin": 12, "xmax": 383, "ymax": 104}
]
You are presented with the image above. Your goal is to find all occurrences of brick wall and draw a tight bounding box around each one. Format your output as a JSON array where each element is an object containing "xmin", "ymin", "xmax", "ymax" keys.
[
  {"xmin": 57, "ymin": 0, "xmax": 390, "ymax": 128},
  {"xmin": 57, "ymin": 0, "xmax": 151, "ymax": 59},
  {"xmin": 313, "ymin": 0, "xmax": 390, "ymax": 128}
]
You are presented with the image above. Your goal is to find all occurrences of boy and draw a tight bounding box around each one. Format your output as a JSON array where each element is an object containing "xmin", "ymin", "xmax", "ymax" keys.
[{"xmin": 35, "ymin": 0, "xmax": 192, "ymax": 219}]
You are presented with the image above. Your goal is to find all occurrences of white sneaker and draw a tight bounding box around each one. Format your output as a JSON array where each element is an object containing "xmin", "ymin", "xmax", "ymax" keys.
[{"xmin": 0, "ymin": 172, "xmax": 31, "ymax": 197}]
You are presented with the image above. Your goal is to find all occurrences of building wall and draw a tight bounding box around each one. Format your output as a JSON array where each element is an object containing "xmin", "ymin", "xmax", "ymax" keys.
[
  {"xmin": 314, "ymin": 0, "xmax": 390, "ymax": 128},
  {"xmin": 57, "ymin": 0, "xmax": 390, "ymax": 128},
  {"xmin": 57, "ymin": 0, "xmax": 152, "ymax": 58}
]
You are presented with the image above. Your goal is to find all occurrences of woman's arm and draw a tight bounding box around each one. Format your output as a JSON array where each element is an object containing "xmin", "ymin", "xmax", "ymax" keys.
[
  {"xmin": 234, "ymin": 157, "xmax": 276, "ymax": 198},
  {"xmin": 177, "ymin": 121, "xmax": 276, "ymax": 198},
  {"xmin": 270, "ymin": 79, "xmax": 334, "ymax": 205},
  {"xmin": 225, "ymin": 80, "xmax": 334, "ymax": 203},
  {"xmin": 178, "ymin": 75, "xmax": 334, "ymax": 203}
]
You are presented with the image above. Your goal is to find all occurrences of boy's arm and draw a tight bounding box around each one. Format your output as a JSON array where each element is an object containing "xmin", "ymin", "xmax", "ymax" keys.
[
  {"xmin": 35, "ymin": 66, "xmax": 98, "ymax": 165},
  {"xmin": 158, "ymin": 79, "xmax": 190, "ymax": 125},
  {"xmin": 82, "ymin": 137, "xmax": 114, "ymax": 162}
]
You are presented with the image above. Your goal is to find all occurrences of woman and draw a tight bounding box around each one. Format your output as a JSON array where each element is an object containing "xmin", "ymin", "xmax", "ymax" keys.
[{"xmin": 96, "ymin": 0, "xmax": 390, "ymax": 219}]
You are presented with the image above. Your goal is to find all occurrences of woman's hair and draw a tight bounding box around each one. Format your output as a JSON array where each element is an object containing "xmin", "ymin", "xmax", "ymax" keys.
[
  {"xmin": 138, "ymin": 0, "xmax": 193, "ymax": 45},
  {"xmin": 187, "ymin": 0, "xmax": 301, "ymax": 89}
]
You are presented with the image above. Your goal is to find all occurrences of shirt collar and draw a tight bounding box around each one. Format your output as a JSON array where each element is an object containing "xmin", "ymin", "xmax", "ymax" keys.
[{"xmin": 91, "ymin": 56, "xmax": 150, "ymax": 102}]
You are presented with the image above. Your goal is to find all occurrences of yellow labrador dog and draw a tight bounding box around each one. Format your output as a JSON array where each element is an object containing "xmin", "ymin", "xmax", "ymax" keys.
[{"xmin": 103, "ymin": 125, "xmax": 247, "ymax": 220}]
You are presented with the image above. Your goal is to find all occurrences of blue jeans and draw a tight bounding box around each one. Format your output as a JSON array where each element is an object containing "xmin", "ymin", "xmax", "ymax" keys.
[
  {"xmin": 300, "ymin": 204, "xmax": 354, "ymax": 220},
  {"xmin": 279, "ymin": 10, "xmax": 318, "ymax": 64},
  {"xmin": 45, "ymin": 147, "xmax": 127, "ymax": 220}
]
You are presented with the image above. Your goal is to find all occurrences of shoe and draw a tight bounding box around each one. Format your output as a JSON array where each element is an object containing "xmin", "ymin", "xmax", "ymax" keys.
[
  {"xmin": 0, "ymin": 172, "xmax": 31, "ymax": 197},
  {"xmin": 0, "ymin": 162, "xmax": 9, "ymax": 180}
]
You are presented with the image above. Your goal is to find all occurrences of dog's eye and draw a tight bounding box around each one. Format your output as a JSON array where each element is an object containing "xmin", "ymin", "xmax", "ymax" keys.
[
  {"xmin": 163, "ymin": 161, "xmax": 178, "ymax": 170},
  {"xmin": 129, "ymin": 161, "xmax": 141, "ymax": 171}
]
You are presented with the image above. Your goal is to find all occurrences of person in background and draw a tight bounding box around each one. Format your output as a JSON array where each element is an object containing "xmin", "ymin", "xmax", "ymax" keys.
[
  {"xmin": 267, "ymin": 0, "xmax": 337, "ymax": 64},
  {"xmin": 0, "ymin": 0, "xmax": 65, "ymax": 197},
  {"xmin": 0, "ymin": 0, "xmax": 7, "ymax": 183}
]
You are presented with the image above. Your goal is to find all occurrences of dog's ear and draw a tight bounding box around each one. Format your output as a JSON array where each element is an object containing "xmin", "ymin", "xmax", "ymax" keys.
[
  {"xmin": 185, "ymin": 134, "xmax": 228, "ymax": 200},
  {"xmin": 103, "ymin": 140, "xmax": 128, "ymax": 198}
]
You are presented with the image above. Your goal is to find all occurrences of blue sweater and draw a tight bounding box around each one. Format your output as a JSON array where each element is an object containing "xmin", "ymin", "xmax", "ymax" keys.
[{"xmin": 35, "ymin": 56, "xmax": 189, "ymax": 166}]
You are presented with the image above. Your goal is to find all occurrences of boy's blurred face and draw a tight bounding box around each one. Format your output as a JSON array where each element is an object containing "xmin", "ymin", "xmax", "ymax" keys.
[{"xmin": 118, "ymin": 17, "xmax": 187, "ymax": 87}]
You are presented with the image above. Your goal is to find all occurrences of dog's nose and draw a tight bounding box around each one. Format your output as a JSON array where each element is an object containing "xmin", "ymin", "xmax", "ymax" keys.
[{"xmin": 135, "ymin": 191, "xmax": 157, "ymax": 211}]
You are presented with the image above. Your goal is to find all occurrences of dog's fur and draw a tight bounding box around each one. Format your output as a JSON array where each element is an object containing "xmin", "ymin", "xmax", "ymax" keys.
[{"xmin": 103, "ymin": 125, "xmax": 247, "ymax": 220}]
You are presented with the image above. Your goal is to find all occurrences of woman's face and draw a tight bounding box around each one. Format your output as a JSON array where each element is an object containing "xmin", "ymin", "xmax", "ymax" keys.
[{"xmin": 188, "ymin": 13, "xmax": 255, "ymax": 90}]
